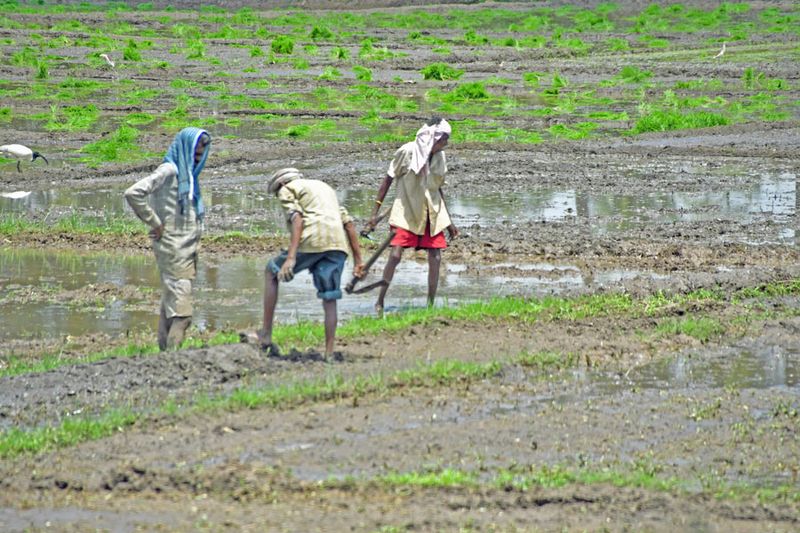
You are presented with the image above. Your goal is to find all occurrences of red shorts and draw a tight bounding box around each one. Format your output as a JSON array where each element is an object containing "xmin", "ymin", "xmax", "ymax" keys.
[{"xmin": 390, "ymin": 222, "xmax": 447, "ymax": 249}]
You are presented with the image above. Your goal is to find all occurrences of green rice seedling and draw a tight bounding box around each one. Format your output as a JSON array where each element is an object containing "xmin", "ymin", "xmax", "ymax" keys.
[
  {"xmin": 124, "ymin": 112, "xmax": 155, "ymax": 126},
  {"xmin": 210, "ymin": 24, "xmax": 252, "ymax": 39},
  {"xmin": 249, "ymin": 46, "xmax": 263, "ymax": 57},
  {"xmin": 451, "ymin": 124, "xmax": 542, "ymax": 144},
  {"xmin": 742, "ymin": 67, "xmax": 791, "ymax": 90},
  {"xmin": 172, "ymin": 23, "xmax": 201, "ymax": 39},
  {"xmin": 359, "ymin": 109, "xmax": 389, "ymax": 126},
  {"xmin": 44, "ymin": 104, "xmax": 99, "ymax": 132},
  {"xmin": 571, "ymin": 6, "xmax": 615, "ymax": 32},
  {"xmin": 11, "ymin": 46, "xmax": 37, "ymax": 67},
  {"xmin": 464, "ymin": 29, "xmax": 489, "ymax": 45},
  {"xmin": 122, "ymin": 88, "xmax": 160, "ymax": 105},
  {"xmin": 554, "ymin": 37, "xmax": 590, "ymax": 54},
  {"xmin": 420, "ymin": 62, "xmax": 463, "ymax": 81},
  {"xmin": 517, "ymin": 351, "xmax": 578, "ymax": 371},
  {"xmin": 673, "ymin": 79, "xmax": 724, "ymax": 90},
  {"xmin": 231, "ymin": 6, "xmax": 259, "ymax": 24},
  {"xmin": 485, "ymin": 76, "xmax": 513, "ymax": 86},
  {"xmin": 271, "ymin": 35, "xmax": 294, "ymax": 54},
  {"xmin": 318, "ymin": 66, "xmax": 341, "ymax": 80},
  {"xmin": 407, "ymin": 31, "xmax": 448, "ymax": 46},
  {"xmin": 346, "ymin": 84, "xmax": 416, "ymax": 113},
  {"xmin": 604, "ymin": 37, "xmax": 630, "ymax": 51},
  {"xmin": 0, "ymin": 410, "xmax": 139, "ymax": 458},
  {"xmin": 380, "ymin": 469, "xmax": 478, "ymax": 488},
  {"xmin": 358, "ymin": 39, "xmax": 399, "ymax": 60},
  {"xmin": 586, "ymin": 110, "xmax": 629, "ymax": 121},
  {"xmin": 353, "ymin": 65, "xmax": 372, "ymax": 81},
  {"xmin": 656, "ymin": 316, "xmax": 724, "ymax": 342},
  {"xmin": 50, "ymin": 19, "xmax": 90, "ymax": 33},
  {"xmin": 523, "ymin": 72, "xmax": 545, "ymax": 88},
  {"xmin": 552, "ymin": 73, "xmax": 569, "ymax": 89},
  {"xmin": 185, "ymin": 39, "xmax": 205, "ymax": 59},
  {"xmin": 35, "ymin": 58, "xmax": 48, "ymax": 79},
  {"xmin": 330, "ymin": 46, "xmax": 349, "ymax": 60},
  {"xmin": 170, "ymin": 78, "xmax": 198, "ymax": 89},
  {"xmin": 638, "ymin": 35, "xmax": 670, "ymax": 48},
  {"xmin": 122, "ymin": 39, "xmax": 141, "ymax": 61},
  {"xmin": 618, "ymin": 65, "xmax": 652, "ymax": 84},
  {"xmin": 303, "ymin": 44, "xmax": 319, "ymax": 55},
  {"xmin": 445, "ymin": 82, "xmax": 490, "ymax": 102},
  {"xmin": 548, "ymin": 122, "xmax": 598, "ymax": 140},
  {"xmin": 0, "ymin": 107, "xmax": 10, "ymax": 122},
  {"xmin": 632, "ymin": 109, "xmax": 729, "ymax": 133},
  {"xmin": 80, "ymin": 123, "xmax": 148, "ymax": 166},
  {"xmin": 284, "ymin": 124, "xmax": 311, "ymax": 138},
  {"xmin": 432, "ymin": 46, "xmax": 451, "ymax": 55},
  {"xmin": 293, "ymin": 58, "xmax": 310, "ymax": 70},
  {"xmin": 518, "ymin": 35, "xmax": 547, "ymax": 48},
  {"xmin": 309, "ymin": 26, "xmax": 334, "ymax": 40},
  {"xmin": 246, "ymin": 79, "xmax": 271, "ymax": 90}
]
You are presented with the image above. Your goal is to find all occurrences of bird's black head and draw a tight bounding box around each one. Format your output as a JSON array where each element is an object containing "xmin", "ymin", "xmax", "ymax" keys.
[{"xmin": 32, "ymin": 151, "xmax": 49, "ymax": 165}]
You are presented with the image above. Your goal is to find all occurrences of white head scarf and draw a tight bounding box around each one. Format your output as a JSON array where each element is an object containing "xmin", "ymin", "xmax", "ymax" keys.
[
  {"xmin": 409, "ymin": 119, "xmax": 451, "ymax": 176},
  {"xmin": 269, "ymin": 167, "xmax": 303, "ymax": 195}
]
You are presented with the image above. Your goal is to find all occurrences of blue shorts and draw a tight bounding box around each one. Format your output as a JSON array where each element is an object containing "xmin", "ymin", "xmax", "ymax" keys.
[{"xmin": 268, "ymin": 250, "xmax": 347, "ymax": 301}]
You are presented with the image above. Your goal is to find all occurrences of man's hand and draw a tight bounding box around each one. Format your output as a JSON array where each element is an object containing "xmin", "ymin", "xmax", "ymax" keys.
[
  {"xmin": 149, "ymin": 223, "xmax": 165, "ymax": 241},
  {"xmin": 447, "ymin": 224, "xmax": 459, "ymax": 239},
  {"xmin": 353, "ymin": 261, "xmax": 366, "ymax": 280},
  {"xmin": 278, "ymin": 256, "xmax": 296, "ymax": 282}
]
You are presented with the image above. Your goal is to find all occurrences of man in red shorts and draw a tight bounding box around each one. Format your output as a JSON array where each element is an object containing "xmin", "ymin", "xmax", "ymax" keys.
[{"xmin": 365, "ymin": 117, "xmax": 458, "ymax": 316}]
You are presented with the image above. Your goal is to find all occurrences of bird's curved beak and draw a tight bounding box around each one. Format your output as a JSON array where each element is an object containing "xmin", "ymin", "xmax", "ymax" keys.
[{"xmin": 32, "ymin": 152, "xmax": 48, "ymax": 165}]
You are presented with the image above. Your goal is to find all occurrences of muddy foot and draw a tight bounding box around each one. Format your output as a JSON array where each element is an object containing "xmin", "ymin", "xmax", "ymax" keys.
[
  {"xmin": 374, "ymin": 304, "xmax": 384, "ymax": 318},
  {"xmin": 239, "ymin": 331, "xmax": 281, "ymax": 356}
]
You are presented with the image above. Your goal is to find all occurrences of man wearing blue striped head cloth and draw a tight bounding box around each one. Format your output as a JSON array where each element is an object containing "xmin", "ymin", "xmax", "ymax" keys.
[{"xmin": 125, "ymin": 127, "xmax": 211, "ymax": 351}]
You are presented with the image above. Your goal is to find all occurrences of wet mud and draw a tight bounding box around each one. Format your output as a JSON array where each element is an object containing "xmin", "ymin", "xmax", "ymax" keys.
[{"xmin": 1, "ymin": 1, "xmax": 799, "ymax": 531}]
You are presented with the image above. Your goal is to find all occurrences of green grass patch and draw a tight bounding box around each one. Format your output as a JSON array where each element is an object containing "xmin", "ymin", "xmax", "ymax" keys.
[
  {"xmin": 381, "ymin": 468, "xmax": 478, "ymax": 488},
  {"xmin": 421, "ymin": 62, "xmax": 464, "ymax": 81},
  {"xmin": 632, "ymin": 109, "xmax": 729, "ymax": 133},
  {"xmin": 79, "ymin": 123, "xmax": 150, "ymax": 166},
  {"xmin": 0, "ymin": 410, "xmax": 139, "ymax": 458},
  {"xmin": 655, "ymin": 317, "xmax": 725, "ymax": 342}
]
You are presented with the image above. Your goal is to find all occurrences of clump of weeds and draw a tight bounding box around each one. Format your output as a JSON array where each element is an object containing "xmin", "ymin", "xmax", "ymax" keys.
[
  {"xmin": 80, "ymin": 123, "xmax": 149, "ymax": 166},
  {"xmin": 271, "ymin": 35, "xmax": 294, "ymax": 54},
  {"xmin": 421, "ymin": 62, "xmax": 463, "ymax": 81}
]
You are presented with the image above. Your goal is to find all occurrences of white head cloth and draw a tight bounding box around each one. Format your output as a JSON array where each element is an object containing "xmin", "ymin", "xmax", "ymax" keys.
[
  {"xmin": 269, "ymin": 167, "xmax": 303, "ymax": 195},
  {"xmin": 409, "ymin": 119, "xmax": 451, "ymax": 175}
]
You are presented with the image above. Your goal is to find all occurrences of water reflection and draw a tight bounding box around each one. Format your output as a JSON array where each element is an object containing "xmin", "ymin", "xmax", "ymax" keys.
[
  {"xmin": 1, "ymin": 172, "xmax": 794, "ymax": 244},
  {"xmin": 593, "ymin": 343, "xmax": 799, "ymax": 391},
  {"xmin": 0, "ymin": 248, "xmax": 620, "ymax": 342}
]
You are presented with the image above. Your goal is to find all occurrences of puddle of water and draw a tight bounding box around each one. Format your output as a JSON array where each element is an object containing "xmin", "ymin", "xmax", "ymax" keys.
[
  {"xmin": 592, "ymin": 342, "xmax": 800, "ymax": 392},
  {"xmin": 2, "ymin": 247, "xmax": 634, "ymax": 342},
  {"xmin": 1, "ymin": 172, "xmax": 795, "ymax": 243}
]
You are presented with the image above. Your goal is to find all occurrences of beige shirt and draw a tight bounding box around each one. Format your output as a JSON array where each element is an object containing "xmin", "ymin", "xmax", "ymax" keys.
[
  {"xmin": 278, "ymin": 178, "xmax": 353, "ymax": 254},
  {"xmin": 387, "ymin": 141, "xmax": 451, "ymax": 235},
  {"xmin": 124, "ymin": 162, "xmax": 201, "ymax": 279}
]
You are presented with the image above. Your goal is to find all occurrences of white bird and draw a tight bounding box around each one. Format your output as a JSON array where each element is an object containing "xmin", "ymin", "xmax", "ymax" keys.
[
  {"xmin": 1, "ymin": 191, "xmax": 31, "ymax": 199},
  {"xmin": 0, "ymin": 144, "xmax": 49, "ymax": 172},
  {"xmin": 713, "ymin": 42, "xmax": 726, "ymax": 58},
  {"xmin": 99, "ymin": 53, "xmax": 115, "ymax": 68}
]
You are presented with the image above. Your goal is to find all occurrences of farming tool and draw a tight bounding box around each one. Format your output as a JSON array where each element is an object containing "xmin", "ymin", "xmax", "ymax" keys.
[{"xmin": 345, "ymin": 208, "xmax": 393, "ymax": 294}]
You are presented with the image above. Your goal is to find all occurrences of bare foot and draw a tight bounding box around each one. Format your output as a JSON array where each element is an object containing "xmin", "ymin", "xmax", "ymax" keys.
[{"xmin": 374, "ymin": 303, "xmax": 384, "ymax": 318}]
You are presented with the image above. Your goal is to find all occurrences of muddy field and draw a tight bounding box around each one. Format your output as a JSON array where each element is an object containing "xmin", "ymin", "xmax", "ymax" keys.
[{"xmin": 1, "ymin": 1, "xmax": 799, "ymax": 531}]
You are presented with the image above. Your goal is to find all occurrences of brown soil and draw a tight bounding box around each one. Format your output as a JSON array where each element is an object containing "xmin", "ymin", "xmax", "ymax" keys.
[{"xmin": 1, "ymin": 1, "xmax": 799, "ymax": 531}]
